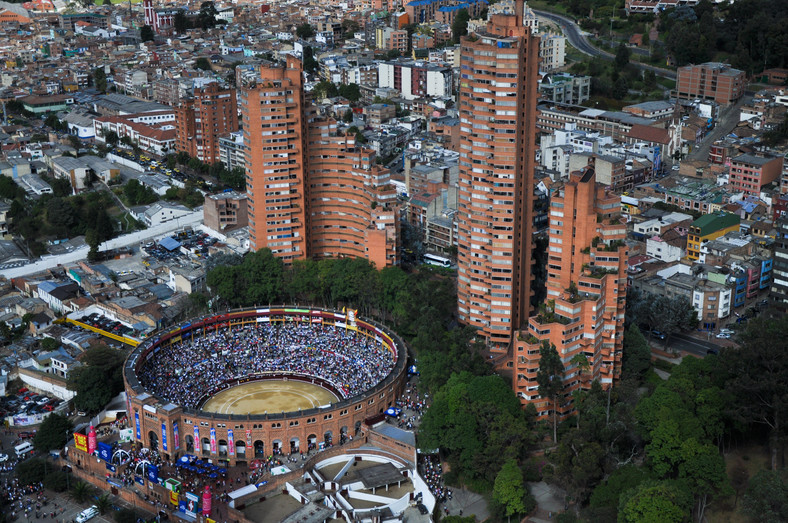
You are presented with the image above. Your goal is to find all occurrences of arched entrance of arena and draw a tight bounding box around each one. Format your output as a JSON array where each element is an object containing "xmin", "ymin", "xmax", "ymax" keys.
[
  {"xmin": 324, "ymin": 431, "xmax": 332, "ymax": 446},
  {"xmin": 185, "ymin": 435, "xmax": 194, "ymax": 453},
  {"xmin": 148, "ymin": 431, "xmax": 159, "ymax": 451},
  {"xmin": 254, "ymin": 440, "xmax": 265, "ymax": 458},
  {"xmin": 289, "ymin": 437, "xmax": 299, "ymax": 453},
  {"xmin": 354, "ymin": 421, "xmax": 362, "ymax": 434},
  {"xmin": 235, "ymin": 441, "xmax": 246, "ymax": 457},
  {"xmin": 307, "ymin": 434, "xmax": 317, "ymax": 451},
  {"xmin": 202, "ymin": 437, "xmax": 211, "ymax": 455},
  {"xmin": 218, "ymin": 439, "xmax": 228, "ymax": 457},
  {"xmin": 272, "ymin": 439, "xmax": 282, "ymax": 454},
  {"xmin": 340, "ymin": 426, "xmax": 348, "ymax": 444}
]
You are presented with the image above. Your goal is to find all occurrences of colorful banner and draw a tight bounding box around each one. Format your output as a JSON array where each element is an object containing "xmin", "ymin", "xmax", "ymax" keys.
[
  {"xmin": 194, "ymin": 426, "xmax": 199, "ymax": 449},
  {"xmin": 161, "ymin": 423, "xmax": 168, "ymax": 452},
  {"xmin": 170, "ymin": 490, "xmax": 179, "ymax": 506},
  {"xmin": 246, "ymin": 428, "xmax": 251, "ymax": 449},
  {"xmin": 182, "ymin": 491, "xmax": 200, "ymax": 518},
  {"xmin": 73, "ymin": 432, "xmax": 88, "ymax": 453},
  {"xmin": 135, "ymin": 412, "xmax": 141, "ymax": 440},
  {"xmin": 227, "ymin": 429, "xmax": 234, "ymax": 455},
  {"xmin": 173, "ymin": 422, "xmax": 180, "ymax": 450},
  {"xmin": 210, "ymin": 427, "xmax": 216, "ymax": 454}
]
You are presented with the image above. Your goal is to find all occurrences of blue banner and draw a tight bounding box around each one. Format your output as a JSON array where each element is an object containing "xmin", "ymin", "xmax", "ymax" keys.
[
  {"xmin": 135, "ymin": 412, "xmax": 141, "ymax": 440},
  {"xmin": 147, "ymin": 464, "xmax": 159, "ymax": 484},
  {"xmin": 173, "ymin": 422, "xmax": 180, "ymax": 450},
  {"xmin": 107, "ymin": 478, "xmax": 123, "ymax": 488},
  {"xmin": 106, "ymin": 463, "xmax": 116, "ymax": 472},
  {"xmin": 162, "ymin": 422, "xmax": 168, "ymax": 452},
  {"xmin": 97, "ymin": 441, "xmax": 112, "ymax": 462},
  {"xmin": 135, "ymin": 476, "xmax": 144, "ymax": 486}
]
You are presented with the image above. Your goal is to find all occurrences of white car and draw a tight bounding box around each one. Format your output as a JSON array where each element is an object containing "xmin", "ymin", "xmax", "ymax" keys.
[
  {"xmin": 0, "ymin": 453, "xmax": 8, "ymax": 463},
  {"xmin": 715, "ymin": 333, "xmax": 731, "ymax": 339},
  {"xmin": 672, "ymin": 165, "xmax": 680, "ymax": 171},
  {"xmin": 76, "ymin": 506, "xmax": 99, "ymax": 523},
  {"xmin": 719, "ymin": 329, "xmax": 734, "ymax": 335}
]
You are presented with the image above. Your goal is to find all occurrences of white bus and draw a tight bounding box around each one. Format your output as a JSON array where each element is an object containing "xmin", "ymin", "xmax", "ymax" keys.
[{"xmin": 423, "ymin": 253, "xmax": 452, "ymax": 268}]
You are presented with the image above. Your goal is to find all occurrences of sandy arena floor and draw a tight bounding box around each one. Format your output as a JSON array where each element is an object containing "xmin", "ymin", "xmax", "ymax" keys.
[{"xmin": 201, "ymin": 380, "xmax": 338, "ymax": 415}]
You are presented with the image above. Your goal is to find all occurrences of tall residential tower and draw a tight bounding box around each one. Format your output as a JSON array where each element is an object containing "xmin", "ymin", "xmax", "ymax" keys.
[
  {"xmin": 456, "ymin": 0, "xmax": 540, "ymax": 349},
  {"xmin": 242, "ymin": 57, "xmax": 399, "ymax": 266},
  {"xmin": 513, "ymin": 167, "xmax": 626, "ymax": 416}
]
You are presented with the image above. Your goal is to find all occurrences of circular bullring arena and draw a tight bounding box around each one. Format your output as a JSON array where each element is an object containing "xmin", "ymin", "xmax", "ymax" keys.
[{"xmin": 123, "ymin": 307, "xmax": 408, "ymax": 465}]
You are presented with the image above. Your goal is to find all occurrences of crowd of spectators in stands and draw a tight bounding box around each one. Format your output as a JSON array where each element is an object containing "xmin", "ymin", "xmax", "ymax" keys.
[{"xmin": 138, "ymin": 323, "xmax": 396, "ymax": 408}]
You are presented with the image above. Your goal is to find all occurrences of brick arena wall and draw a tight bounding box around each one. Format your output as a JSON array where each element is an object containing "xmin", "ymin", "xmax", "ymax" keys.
[{"xmin": 123, "ymin": 307, "xmax": 409, "ymax": 467}]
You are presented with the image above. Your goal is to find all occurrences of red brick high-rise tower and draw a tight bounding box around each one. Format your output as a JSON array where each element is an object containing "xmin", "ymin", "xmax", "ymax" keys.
[{"xmin": 456, "ymin": 0, "xmax": 540, "ymax": 350}]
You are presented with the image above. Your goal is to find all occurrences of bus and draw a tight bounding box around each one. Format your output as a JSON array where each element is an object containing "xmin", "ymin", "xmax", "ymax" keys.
[{"xmin": 423, "ymin": 253, "xmax": 452, "ymax": 268}]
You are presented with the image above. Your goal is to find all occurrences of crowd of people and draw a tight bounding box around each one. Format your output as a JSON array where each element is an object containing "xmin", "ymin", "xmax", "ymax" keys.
[
  {"xmin": 1, "ymin": 478, "xmax": 63, "ymax": 521},
  {"xmin": 420, "ymin": 455, "xmax": 451, "ymax": 506},
  {"xmin": 138, "ymin": 323, "xmax": 396, "ymax": 408}
]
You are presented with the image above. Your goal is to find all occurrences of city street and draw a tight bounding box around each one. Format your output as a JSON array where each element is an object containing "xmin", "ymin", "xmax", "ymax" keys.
[
  {"xmin": 533, "ymin": 9, "xmax": 677, "ymax": 80},
  {"xmin": 1, "ymin": 209, "xmax": 204, "ymax": 280},
  {"xmin": 685, "ymin": 96, "xmax": 748, "ymax": 161}
]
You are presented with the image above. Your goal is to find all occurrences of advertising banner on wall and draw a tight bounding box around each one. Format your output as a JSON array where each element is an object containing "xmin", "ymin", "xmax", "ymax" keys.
[
  {"xmin": 135, "ymin": 412, "xmax": 141, "ymax": 440},
  {"xmin": 193, "ymin": 426, "xmax": 199, "ymax": 447},
  {"xmin": 161, "ymin": 422, "xmax": 168, "ymax": 452},
  {"xmin": 147, "ymin": 464, "xmax": 159, "ymax": 484},
  {"xmin": 73, "ymin": 432, "xmax": 88, "ymax": 453},
  {"xmin": 227, "ymin": 429, "xmax": 234, "ymax": 455},
  {"xmin": 210, "ymin": 427, "xmax": 216, "ymax": 454},
  {"xmin": 97, "ymin": 441, "xmax": 112, "ymax": 462},
  {"xmin": 173, "ymin": 422, "xmax": 180, "ymax": 450}
]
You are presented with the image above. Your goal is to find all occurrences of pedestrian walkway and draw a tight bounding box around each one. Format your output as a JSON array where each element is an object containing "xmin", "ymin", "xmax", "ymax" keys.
[{"xmin": 526, "ymin": 481, "xmax": 566, "ymax": 523}]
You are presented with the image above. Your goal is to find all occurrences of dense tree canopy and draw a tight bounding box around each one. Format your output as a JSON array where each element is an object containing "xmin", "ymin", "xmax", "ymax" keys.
[
  {"xmin": 34, "ymin": 413, "xmax": 73, "ymax": 452},
  {"xmin": 68, "ymin": 345, "xmax": 126, "ymax": 414}
]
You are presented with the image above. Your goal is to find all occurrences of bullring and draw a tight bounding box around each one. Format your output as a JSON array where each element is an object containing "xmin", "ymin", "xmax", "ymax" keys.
[{"xmin": 123, "ymin": 306, "xmax": 408, "ymax": 466}]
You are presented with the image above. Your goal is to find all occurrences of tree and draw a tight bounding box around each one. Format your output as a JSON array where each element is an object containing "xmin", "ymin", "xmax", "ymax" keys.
[
  {"xmin": 16, "ymin": 458, "xmax": 47, "ymax": 485},
  {"xmin": 741, "ymin": 470, "xmax": 788, "ymax": 523},
  {"xmin": 536, "ymin": 341, "xmax": 564, "ymax": 443},
  {"xmin": 619, "ymin": 481, "xmax": 692, "ymax": 523},
  {"xmin": 622, "ymin": 324, "xmax": 651, "ymax": 381},
  {"xmin": 343, "ymin": 108, "xmax": 353, "ymax": 123},
  {"xmin": 95, "ymin": 493, "xmax": 112, "ymax": 515},
  {"xmin": 337, "ymin": 83, "xmax": 361, "ymax": 102},
  {"xmin": 492, "ymin": 460, "xmax": 529, "ymax": 521},
  {"xmin": 612, "ymin": 77, "xmax": 629, "ymax": 100},
  {"xmin": 725, "ymin": 315, "xmax": 788, "ymax": 470},
  {"xmin": 70, "ymin": 481, "xmax": 91, "ymax": 503},
  {"xmin": 68, "ymin": 345, "xmax": 126, "ymax": 414},
  {"xmin": 197, "ymin": 1, "xmax": 217, "ymax": 29},
  {"xmin": 451, "ymin": 8, "xmax": 470, "ymax": 44},
  {"xmin": 302, "ymin": 45, "xmax": 318, "ymax": 74},
  {"xmin": 643, "ymin": 69, "xmax": 657, "ymax": 90},
  {"xmin": 194, "ymin": 57, "xmax": 212, "ymax": 70},
  {"xmin": 43, "ymin": 470, "xmax": 70, "ymax": 492},
  {"xmin": 418, "ymin": 372, "xmax": 534, "ymax": 487},
  {"xmin": 93, "ymin": 67, "xmax": 107, "ymax": 93},
  {"xmin": 677, "ymin": 438, "xmax": 731, "ymax": 522},
  {"xmin": 296, "ymin": 23, "xmax": 315, "ymax": 39},
  {"xmin": 140, "ymin": 25, "xmax": 154, "ymax": 42},
  {"xmin": 173, "ymin": 10, "xmax": 190, "ymax": 33},
  {"xmin": 34, "ymin": 413, "xmax": 73, "ymax": 452},
  {"xmin": 614, "ymin": 42, "xmax": 631, "ymax": 71}
]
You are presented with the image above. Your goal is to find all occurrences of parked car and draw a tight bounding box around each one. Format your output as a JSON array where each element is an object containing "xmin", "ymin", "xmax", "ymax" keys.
[
  {"xmin": 651, "ymin": 330, "xmax": 667, "ymax": 340},
  {"xmin": 715, "ymin": 333, "xmax": 731, "ymax": 339}
]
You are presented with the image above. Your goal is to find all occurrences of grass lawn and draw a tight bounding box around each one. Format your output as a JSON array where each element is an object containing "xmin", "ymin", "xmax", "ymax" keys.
[
  {"xmin": 704, "ymin": 444, "xmax": 771, "ymax": 523},
  {"xmin": 526, "ymin": 0, "xmax": 570, "ymax": 15}
]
